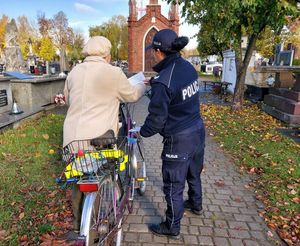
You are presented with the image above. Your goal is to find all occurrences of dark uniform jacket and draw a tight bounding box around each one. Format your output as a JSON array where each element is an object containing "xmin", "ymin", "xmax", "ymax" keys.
[{"xmin": 140, "ymin": 53, "xmax": 204, "ymax": 138}]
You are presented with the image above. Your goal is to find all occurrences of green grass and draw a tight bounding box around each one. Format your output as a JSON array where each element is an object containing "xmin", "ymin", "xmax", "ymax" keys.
[
  {"xmin": 0, "ymin": 113, "xmax": 65, "ymax": 245},
  {"xmin": 201, "ymin": 103, "xmax": 300, "ymax": 244}
]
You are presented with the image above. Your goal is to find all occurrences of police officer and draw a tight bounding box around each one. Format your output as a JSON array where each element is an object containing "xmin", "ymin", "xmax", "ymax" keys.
[{"xmin": 140, "ymin": 29, "xmax": 205, "ymax": 239}]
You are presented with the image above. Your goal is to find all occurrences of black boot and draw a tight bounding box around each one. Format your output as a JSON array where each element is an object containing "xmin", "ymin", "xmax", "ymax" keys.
[
  {"xmin": 184, "ymin": 200, "xmax": 203, "ymax": 215},
  {"xmin": 148, "ymin": 222, "xmax": 180, "ymax": 240}
]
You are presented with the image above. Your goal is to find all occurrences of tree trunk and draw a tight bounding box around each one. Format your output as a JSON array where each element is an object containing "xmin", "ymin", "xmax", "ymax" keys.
[{"xmin": 232, "ymin": 34, "xmax": 257, "ymax": 110}]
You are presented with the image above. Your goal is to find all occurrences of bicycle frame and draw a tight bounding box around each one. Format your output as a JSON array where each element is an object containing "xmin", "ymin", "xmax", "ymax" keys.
[
  {"xmin": 115, "ymin": 103, "xmax": 137, "ymax": 214},
  {"xmin": 77, "ymin": 103, "xmax": 141, "ymax": 245}
]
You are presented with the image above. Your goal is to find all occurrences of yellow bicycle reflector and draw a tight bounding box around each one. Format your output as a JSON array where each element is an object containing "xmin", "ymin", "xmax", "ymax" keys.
[
  {"xmin": 120, "ymin": 155, "xmax": 128, "ymax": 171},
  {"xmin": 64, "ymin": 163, "xmax": 83, "ymax": 179}
]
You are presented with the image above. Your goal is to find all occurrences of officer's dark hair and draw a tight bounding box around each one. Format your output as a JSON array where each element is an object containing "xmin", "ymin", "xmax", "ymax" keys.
[{"xmin": 156, "ymin": 36, "xmax": 189, "ymax": 56}]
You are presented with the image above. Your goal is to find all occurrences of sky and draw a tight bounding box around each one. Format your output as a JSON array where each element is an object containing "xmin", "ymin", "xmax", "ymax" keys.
[{"xmin": 0, "ymin": 0, "xmax": 199, "ymax": 49}]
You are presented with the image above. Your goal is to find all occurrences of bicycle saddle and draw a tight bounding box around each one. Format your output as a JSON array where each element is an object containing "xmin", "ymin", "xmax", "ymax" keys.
[{"xmin": 90, "ymin": 130, "xmax": 117, "ymax": 147}]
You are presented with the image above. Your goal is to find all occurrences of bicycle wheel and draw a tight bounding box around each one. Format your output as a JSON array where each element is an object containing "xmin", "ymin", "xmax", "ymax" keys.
[
  {"xmin": 79, "ymin": 175, "xmax": 122, "ymax": 246},
  {"xmin": 131, "ymin": 139, "xmax": 146, "ymax": 196}
]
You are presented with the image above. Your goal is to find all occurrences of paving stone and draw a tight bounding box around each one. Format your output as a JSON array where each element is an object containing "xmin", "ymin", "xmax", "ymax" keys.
[
  {"xmin": 143, "ymin": 243, "xmax": 165, "ymax": 246},
  {"xmin": 183, "ymin": 235, "xmax": 199, "ymax": 245},
  {"xmin": 247, "ymin": 222, "xmax": 265, "ymax": 231},
  {"xmin": 239, "ymin": 208, "xmax": 260, "ymax": 215},
  {"xmin": 214, "ymin": 219, "xmax": 228, "ymax": 229},
  {"xmin": 250, "ymin": 231, "xmax": 268, "ymax": 240},
  {"xmin": 213, "ymin": 228, "xmax": 228, "ymax": 237},
  {"xmin": 153, "ymin": 235, "xmax": 169, "ymax": 243},
  {"xmin": 188, "ymin": 225, "xmax": 199, "ymax": 235},
  {"xmin": 243, "ymin": 239, "xmax": 261, "ymax": 246},
  {"xmin": 124, "ymin": 232, "xmax": 139, "ymax": 242},
  {"xmin": 199, "ymin": 226, "xmax": 213, "ymax": 236},
  {"xmin": 214, "ymin": 194, "xmax": 230, "ymax": 200},
  {"xmin": 229, "ymin": 200, "xmax": 248, "ymax": 207},
  {"xmin": 203, "ymin": 211, "xmax": 214, "ymax": 218},
  {"xmin": 129, "ymin": 223, "xmax": 148, "ymax": 233},
  {"xmin": 221, "ymin": 206, "xmax": 240, "ymax": 213},
  {"xmin": 122, "ymin": 243, "xmax": 141, "ymax": 246},
  {"xmin": 138, "ymin": 233, "xmax": 153, "ymax": 242},
  {"xmin": 228, "ymin": 221, "xmax": 249, "ymax": 230},
  {"xmin": 168, "ymin": 238, "xmax": 184, "ymax": 245},
  {"xmin": 198, "ymin": 236, "xmax": 214, "ymax": 245},
  {"xmin": 126, "ymin": 215, "xmax": 143, "ymax": 223},
  {"xmin": 137, "ymin": 208, "xmax": 157, "ymax": 216},
  {"xmin": 213, "ymin": 211, "xmax": 235, "ymax": 220},
  {"xmin": 234, "ymin": 214, "xmax": 254, "ymax": 222},
  {"xmin": 202, "ymin": 218, "xmax": 214, "ymax": 227},
  {"xmin": 190, "ymin": 217, "xmax": 204, "ymax": 226},
  {"xmin": 229, "ymin": 238, "xmax": 244, "ymax": 246},
  {"xmin": 216, "ymin": 189, "xmax": 233, "ymax": 195},
  {"xmin": 211, "ymin": 199, "xmax": 229, "ymax": 206},
  {"xmin": 208, "ymin": 205, "xmax": 221, "ymax": 212},
  {"xmin": 228, "ymin": 229, "xmax": 251, "ymax": 239},
  {"xmin": 180, "ymin": 225, "xmax": 189, "ymax": 234},
  {"xmin": 213, "ymin": 237, "xmax": 230, "ymax": 246}
]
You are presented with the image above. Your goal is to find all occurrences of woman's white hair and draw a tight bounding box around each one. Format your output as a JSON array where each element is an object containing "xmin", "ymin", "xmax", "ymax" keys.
[{"xmin": 82, "ymin": 36, "xmax": 112, "ymax": 58}]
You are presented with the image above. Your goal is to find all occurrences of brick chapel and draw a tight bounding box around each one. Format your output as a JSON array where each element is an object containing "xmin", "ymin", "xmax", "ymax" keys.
[{"xmin": 128, "ymin": 0, "xmax": 179, "ymax": 72}]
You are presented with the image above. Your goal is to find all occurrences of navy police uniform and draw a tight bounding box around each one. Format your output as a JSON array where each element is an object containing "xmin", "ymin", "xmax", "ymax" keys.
[{"xmin": 140, "ymin": 52, "xmax": 205, "ymax": 233}]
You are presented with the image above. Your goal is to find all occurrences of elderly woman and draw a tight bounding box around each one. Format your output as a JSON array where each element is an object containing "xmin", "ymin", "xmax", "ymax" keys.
[
  {"xmin": 63, "ymin": 36, "xmax": 145, "ymax": 147},
  {"xmin": 63, "ymin": 36, "xmax": 145, "ymax": 236}
]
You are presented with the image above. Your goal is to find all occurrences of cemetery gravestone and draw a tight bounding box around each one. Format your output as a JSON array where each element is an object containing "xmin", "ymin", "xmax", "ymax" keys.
[
  {"xmin": 0, "ymin": 77, "xmax": 13, "ymax": 114},
  {"xmin": 4, "ymin": 19, "xmax": 27, "ymax": 72}
]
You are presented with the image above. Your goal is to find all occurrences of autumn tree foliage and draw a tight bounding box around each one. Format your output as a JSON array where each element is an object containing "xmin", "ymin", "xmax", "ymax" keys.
[
  {"xmin": 39, "ymin": 36, "xmax": 56, "ymax": 61},
  {"xmin": 255, "ymin": 26, "xmax": 282, "ymax": 59},
  {"xmin": 287, "ymin": 17, "xmax": 300, "ymax": 61},
  {"xmin": 196, "ymin": 20, "xmax": 229, "ymax": 60},
  {"xmin": 37, "ymin": 12, "xmax": 52, "ymax": 38},
  {"xmin": 67, "ymin": 30, "xmax": 85, "ymax": 65},
  {"xmin": 89, "ymin": 15, "xmax": 128, "ymax": 61},
  {"xmin": 0, "ymin": 15, "xmax": 8, "ymax": 57},
  {"xmin": 37, "ymin": 11, "xmax": 73, "ymax": 71},
  {"xmin": 50, "ymin": 11, "xmax": 73, "ymax": 71},
  {"xmin": 167, "ymin": 0, "xmax": 300, "ymax": 109},
  {"xmin": 17, "ymin": 16, "xmax": 37, "ymax": 59}
]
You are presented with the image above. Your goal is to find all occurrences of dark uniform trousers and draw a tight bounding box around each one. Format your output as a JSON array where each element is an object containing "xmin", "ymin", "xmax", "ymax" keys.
[{"xmin": 161, "ymin": 126, "xmax": 205, "ymax": 233}]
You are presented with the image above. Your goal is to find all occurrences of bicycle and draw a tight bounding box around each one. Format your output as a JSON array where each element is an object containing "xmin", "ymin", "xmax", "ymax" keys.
[{"xmin": 57, "ymin": 101, "xmax": 147, "ymax": 246}]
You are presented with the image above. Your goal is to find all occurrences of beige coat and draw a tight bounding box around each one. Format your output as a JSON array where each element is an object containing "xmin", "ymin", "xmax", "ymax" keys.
[{"xmin": 63, "ymin": 56, "xmax": 145, "ymax": 147}]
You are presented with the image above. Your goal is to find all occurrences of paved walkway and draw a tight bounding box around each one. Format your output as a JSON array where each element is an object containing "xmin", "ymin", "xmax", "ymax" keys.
[{"xmin": 122, "ymin": 96, "xmax": 284, "ymax": 246}]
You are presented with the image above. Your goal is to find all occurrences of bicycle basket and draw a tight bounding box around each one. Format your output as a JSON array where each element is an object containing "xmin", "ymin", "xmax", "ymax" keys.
[{"xmin": 62, "ymin": 138, "xmax": 128, "ymax": 179}]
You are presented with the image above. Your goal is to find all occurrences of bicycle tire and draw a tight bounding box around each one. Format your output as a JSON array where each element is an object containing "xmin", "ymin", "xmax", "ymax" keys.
[
  {"xmin": 131, "ymin": 139, "xmax": 146, "ymax": 196},
  {"xmin": 79, "ymin": 175, "xmax": 122, "ymax": 246}
]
